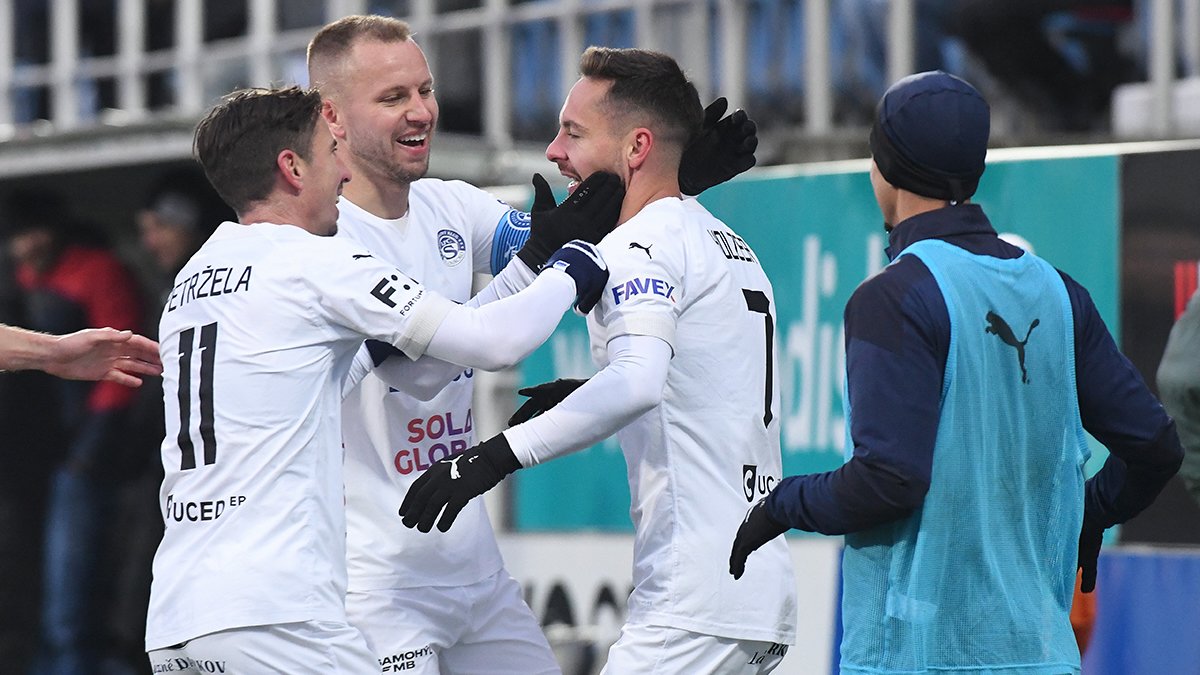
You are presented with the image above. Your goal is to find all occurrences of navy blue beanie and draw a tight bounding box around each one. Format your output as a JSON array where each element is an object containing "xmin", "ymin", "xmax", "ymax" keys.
[{"xmin": 869, "ymin": 71, "xmax": 990, "ymax": 203}]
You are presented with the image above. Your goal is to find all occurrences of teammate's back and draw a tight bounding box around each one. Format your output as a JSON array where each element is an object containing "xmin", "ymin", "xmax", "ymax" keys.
[{"xmin": 150, "ymin": 222, "xmax": 386, "ymax": 648}]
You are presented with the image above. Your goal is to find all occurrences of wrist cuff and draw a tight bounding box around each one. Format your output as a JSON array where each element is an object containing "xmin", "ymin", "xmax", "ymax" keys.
[{"xmin": 481, "ymin": 433, "xmax": 522, "ymax": 476}]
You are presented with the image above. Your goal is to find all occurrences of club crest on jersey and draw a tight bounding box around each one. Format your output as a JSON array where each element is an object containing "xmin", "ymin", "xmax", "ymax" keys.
[
  {"xmin": 611, "ymin": 277, "xmax": 676, "ymax": 305},
  {"xmin": 507, "ymin": 209, "xmax": 532, "ymax": 231},
  {"xmin": 437, "ymin": 229, "xmax": 467, "ymax": 267}
]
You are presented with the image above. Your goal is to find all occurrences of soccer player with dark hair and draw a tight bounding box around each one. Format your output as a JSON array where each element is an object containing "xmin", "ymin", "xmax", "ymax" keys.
[
  {"xmin": 399, "ymin": 47, "xmax": 797, "ymax": 674},
  {"xmin": 144, "ymin": 85, "xmax": 613, "ymax": 672}
]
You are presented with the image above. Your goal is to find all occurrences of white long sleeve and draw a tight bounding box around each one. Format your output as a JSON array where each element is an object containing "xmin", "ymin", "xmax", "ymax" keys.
[
  {"xmin": 421, "ymin": 267, "xmax": 577, "ymax": 371},
  {"xmin": 342, "ymin": 257, "xmax": 541, "ymax": 399},
  {"xmin": 465, "ymin": 256, "xmax": 537, "ymax": 308},
  {"xmin": 503, "ymin": 333, "xmax": 672, "ymax": 466}
]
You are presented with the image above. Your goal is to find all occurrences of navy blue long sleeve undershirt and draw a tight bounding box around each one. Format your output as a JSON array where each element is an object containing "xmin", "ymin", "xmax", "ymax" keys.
[{"xmin": 766, "ymin": 203, "xmax": 1183, "ymax": 535}]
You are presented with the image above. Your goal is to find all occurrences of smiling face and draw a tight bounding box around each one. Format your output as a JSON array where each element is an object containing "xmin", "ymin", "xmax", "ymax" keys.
[
  {"xmin": 328, "ymin": 38, "xmax": 438, "ymax": 187},
  {"xmin": 545, "ymin": 76, "xmax": 629, "ymax": 194},
  {"xmin": 300, "ymin": 121, "xmax": 351, "ymax": 236}
]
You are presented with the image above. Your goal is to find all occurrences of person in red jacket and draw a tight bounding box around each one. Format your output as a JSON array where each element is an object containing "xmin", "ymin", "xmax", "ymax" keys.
[{"xmin": 2, "ymin": 189, "xmax": 149, "ymax": 675}]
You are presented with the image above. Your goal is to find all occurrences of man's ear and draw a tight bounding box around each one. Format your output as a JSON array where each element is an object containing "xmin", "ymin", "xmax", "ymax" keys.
[
  {"xmin": 277, "ymin": 149, "xmax": 304, "ymax": 191},
  {"xmin": 321, "ymin": 99, "xmax": 347, "ymax": 140},
  {"xmin": 627, "ymin": 127, "xmax": 654, "ymax": 171}
]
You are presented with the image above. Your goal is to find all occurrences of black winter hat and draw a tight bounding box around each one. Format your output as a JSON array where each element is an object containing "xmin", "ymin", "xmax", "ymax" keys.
[{"xmin": 869, "ymin": 71, "xmax": 990, "ymax": 203}]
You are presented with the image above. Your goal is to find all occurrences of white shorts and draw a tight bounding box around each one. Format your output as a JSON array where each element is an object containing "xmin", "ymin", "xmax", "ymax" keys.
[
  {"xmin": 600, "ymin": 623, "xmax": 789, "ymax": 675},
  {"xmin": 147, "ymin": 620, "xmax": 377, "ymax": 674},
  {"xmin": 346, "ymin": 570, "xmax": 560, "ymax": 675}
]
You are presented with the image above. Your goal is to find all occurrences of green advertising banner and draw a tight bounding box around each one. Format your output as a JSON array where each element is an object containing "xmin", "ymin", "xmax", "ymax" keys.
[{"xmin": 514, "ymin": 152, "xmax": 1119, "ymax": 531}]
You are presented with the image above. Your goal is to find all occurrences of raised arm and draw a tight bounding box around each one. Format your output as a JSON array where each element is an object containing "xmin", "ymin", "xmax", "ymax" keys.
[{"xmin": 0, "ymin": 325, "xmax": 162, "ymax": 387}]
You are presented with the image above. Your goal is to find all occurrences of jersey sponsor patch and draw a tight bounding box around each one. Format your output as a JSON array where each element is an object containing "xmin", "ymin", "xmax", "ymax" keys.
[
  {"xmin": 437, "ymin": 229, "xmax": 467, "ymax": 267},
  {"xmin": 742, "ymin": 464, "xmax": 776, "ymax": 502},
  {"xmin": 370, "ymin": 275, "xmax": 422, "ymax": 315},
  {"xmin": 379, "ymin": 645, "xmax": 433, "ymax": 672},
  {"xmin": 163, "ymin": 493, "xmax": 247, "ymax": 524},
  {"xmin": 152, "ymin": 655, "xmax": 229, "ymax": 673},
  {"xmin": 394, "ymin": 409, "xmax": 474, "ymax": 475},
  {"xmin": 611, "ymin": 277, "xmax": 676, "ymax": 305}
]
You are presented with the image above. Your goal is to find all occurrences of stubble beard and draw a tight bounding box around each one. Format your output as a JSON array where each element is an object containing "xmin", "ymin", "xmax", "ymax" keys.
[
  {"xmin": 390, "ymin": 159, "xmax": 428, "ymax": 185},
  {"xmin": 353, "ymin": 139, "xmax": 430, "ymax": 188}
]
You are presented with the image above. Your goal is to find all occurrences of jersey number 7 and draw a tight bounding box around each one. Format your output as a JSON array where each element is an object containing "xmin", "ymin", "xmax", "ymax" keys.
[
  {"xmin": 176, "ymin": 322, "xmax": 218, "ymax": 470},
  {"xmin": 743, "ymin": 289, "xmax": 773, "ymax": 427}
]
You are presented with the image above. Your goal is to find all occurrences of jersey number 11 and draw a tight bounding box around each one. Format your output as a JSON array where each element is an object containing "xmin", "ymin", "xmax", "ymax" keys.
[{"xmin": 177, "ymin": 322, "xmax": 218, "ymax": 470}]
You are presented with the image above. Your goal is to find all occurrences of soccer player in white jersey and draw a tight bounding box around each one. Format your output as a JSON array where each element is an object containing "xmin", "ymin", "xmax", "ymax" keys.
[
  {"xmin": 307, "ymin": 15, "xmax": 761, "ymax": 675},
  {"xmin": 144, "ymin": 86, "xmax": 614, "ymax": 674},
  {"xmin": 400, "ymin": 48, "xmax": 798, "ymax": 674}
]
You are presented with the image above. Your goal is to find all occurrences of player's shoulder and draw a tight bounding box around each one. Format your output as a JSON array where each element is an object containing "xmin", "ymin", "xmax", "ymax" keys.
[
  {"xmin": 600, "ymin": 198, "xmax": 689, "ymax": 251},
  {"xmin": 412, "ymin": 177, "xmax": 502, "ymax": 205},
  {"xmin": 254, "ymin": 223, "xmax": 373, "ymax": 269},
  {"xmin": 412, "ymin": 178, "xmax": 513, "ymax": 222},
  {"xmin": 847, "ymin": 252, "xmax": 939, "ymax": 327}
]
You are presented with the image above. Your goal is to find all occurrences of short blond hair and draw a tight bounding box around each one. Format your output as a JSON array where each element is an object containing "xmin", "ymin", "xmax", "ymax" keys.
[{"xmin": 307, "ymin": 15, "xmax": 413, "ymax": 94}]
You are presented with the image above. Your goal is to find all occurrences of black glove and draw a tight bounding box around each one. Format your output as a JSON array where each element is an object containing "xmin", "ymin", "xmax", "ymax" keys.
[
  {"xmin": 678, "ymin": 97, "xmax": 759, "ymax": 196},
  {"xmin": 516, "ymin": 172, "xmax": 625, "ymax": 270},
  {"xmin": 398, "ymin": 434, "xmax": 521, "ymax": 533},
  {"xmin": 508, "ymin": 378, "xmax": 588, "ymax": 426},
  {"xmin": 544, "ymin": 240, "xmax": 608, "ymax": 314},
  {"xmin": 364, "ymin": 339, "xmax": 403, "ymax": 367},
  {"xmin": 1077, "ymin": 514, "xmax": 1105, "ymax": 593},
  {"xmin": 729, "ymin": 497, "xmax": 789, "ymax": 580}
]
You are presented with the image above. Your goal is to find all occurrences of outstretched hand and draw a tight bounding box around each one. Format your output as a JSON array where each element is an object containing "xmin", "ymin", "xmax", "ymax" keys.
[
  {"xmin": 43, "ymin": 328, "xmax": 163, "ymax": 387},
  {"xmin": 508, "ymin": 378, "xmax": 588, "ymax": 426},
  {"xmin": 678, "ymin": 97, "xmax": 759, "ymax": 196},
  {"xmin": 516, "ymin": 172, "xmax": 625, "ymax": 270}
]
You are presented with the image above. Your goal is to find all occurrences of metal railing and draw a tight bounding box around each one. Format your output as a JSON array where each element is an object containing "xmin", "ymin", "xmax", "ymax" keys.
[
  {"xmin": 1, "ymin": 0, "xmax": 1199, "ymax": 179},
  {"xmin": 0, "ymin": 1, "xmax": 916, "ymax": 147}
]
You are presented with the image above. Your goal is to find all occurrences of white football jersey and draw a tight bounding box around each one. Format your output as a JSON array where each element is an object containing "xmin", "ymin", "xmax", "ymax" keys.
[
  {"xmin": 337, "ymin": 179, "xmax": 518, "ymax": 590},
  {"xmin": 146, "ymin": 221, "xmax": 449, "ymax": 650},
  {"xmin": 587, "ymin": 198, "xmax": 798, "ymax": 645}
]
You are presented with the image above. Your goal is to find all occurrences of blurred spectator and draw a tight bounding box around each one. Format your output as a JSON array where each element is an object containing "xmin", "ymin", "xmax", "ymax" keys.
[
  {"xmin": 948, "ymin": 0, "xmax": 1137, "ymax": 131},
  {"xmin": 1157, "ymin": 288, "xmax": 1200, "ymax": 507},
  {"xmin": 136, "ymin": 167, "xmax": 229, "ymax": 300},
  {"xmin": 93, "ymin": 167, "xmax": 231, "ymax": 674},
  {"xmin": 1, "ymin": 190, "xmax": 145, "ymax": 675},
  {"xmin": 0, "ymin": 250, "xmax": 60, "ymax": 675}
]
